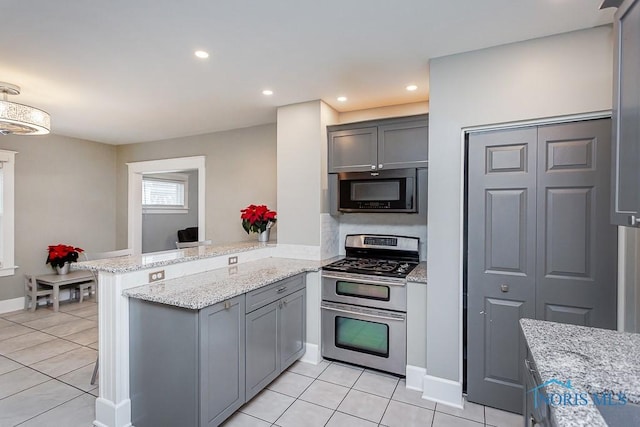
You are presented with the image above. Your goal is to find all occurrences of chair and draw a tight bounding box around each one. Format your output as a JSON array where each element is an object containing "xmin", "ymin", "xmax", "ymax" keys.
[
  {"xmin": 83, "ymin": 248, "xmax": 134, "ymax": 385},
  {"xmin": 175, "ymin": 240, "xmax": 212, "ymax": 249},
  {"xmin": 24, "ymin": 274, "xmax": 54, "ymax": 312},
  {"xmin": 177, "ymin": 227, "xmax": 198, "ymax": 243}
]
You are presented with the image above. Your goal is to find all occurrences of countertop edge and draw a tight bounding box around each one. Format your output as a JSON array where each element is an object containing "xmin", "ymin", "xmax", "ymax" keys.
[{"xmin": 123, "ymin": 259, "xmax": 321, "ymax": 310}]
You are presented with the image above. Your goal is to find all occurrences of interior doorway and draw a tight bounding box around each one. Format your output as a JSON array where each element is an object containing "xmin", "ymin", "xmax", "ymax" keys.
[{"xmin": 127, "ymin": 156, "xmax": 206, "ymax": 254}]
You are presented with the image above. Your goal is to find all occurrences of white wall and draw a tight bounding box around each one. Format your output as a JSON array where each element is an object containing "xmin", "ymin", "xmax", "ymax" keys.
[
  {"xmin": 339, "ymin": 101, "xmax": 428, "ymax": 124},
  {"xmin": 426, "ymin": 26, "xmax": 613, "ymax": 403}
]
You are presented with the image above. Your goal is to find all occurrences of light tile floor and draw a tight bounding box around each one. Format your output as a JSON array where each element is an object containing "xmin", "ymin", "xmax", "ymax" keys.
[
  {"xmin": 228, "ymin": 361, "xmax": 523, "ymax": 427},
  {"xmin": 0, "ymin": 300, "xmax": 98, "ymax": 427},
  {"xmin": 0, "ymin": 301, "xmax": 522, "ymax": 427}
]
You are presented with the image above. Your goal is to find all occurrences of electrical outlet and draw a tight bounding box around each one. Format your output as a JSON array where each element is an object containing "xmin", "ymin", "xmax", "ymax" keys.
[
  {"xmin": 149, "ymin": 270, "xmax": 165, "ymax": 282},
  {"xmin": 228, "ymin": 256, "xmax": 238, "ymax": 265}
]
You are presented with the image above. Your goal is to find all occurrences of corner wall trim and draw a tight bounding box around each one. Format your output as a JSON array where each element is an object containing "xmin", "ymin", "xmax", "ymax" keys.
[
  {"xmin": 422, "ymin": 374, "xmax": 463, "ymax": 409},
  {"xmin": 405, "ymin": 365, "xmax": 427, "ymax": 391},
  {"xmin": 300, "ymin": 343, "xmax": 321, "ymax": 365},
  {"xmin": 0, "ymin": 297, "xmax": 24, "ymax": 314}
]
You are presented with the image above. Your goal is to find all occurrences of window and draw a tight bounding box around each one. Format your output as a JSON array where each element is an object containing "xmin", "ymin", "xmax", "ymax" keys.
[
  {"xmin": 0, "ymin": 150, "xmax": 16, "ymax": 276},
  {"xmin": 142, "ymin": 173, "xmax": 189, "ymax": 214}
]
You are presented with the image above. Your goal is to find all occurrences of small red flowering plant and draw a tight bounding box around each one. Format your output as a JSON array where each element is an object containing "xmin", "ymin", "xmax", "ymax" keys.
[
  {"xmin": 240, "ymin": 204, "xmax": 277, "ymax": 234},
  {"xmin": 46, "ymin": 244, "xmax": 84, "ymax": 269}
]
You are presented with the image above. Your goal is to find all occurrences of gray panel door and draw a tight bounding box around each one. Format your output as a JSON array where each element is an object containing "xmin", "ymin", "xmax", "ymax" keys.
[
  {"xmin": 200, "ymin": 296, "xmax": 246, "ymax": 427},
  {"xmin": 537, "ymin": 121, "xmax": 617, "ymax": 328},
  {"xmin": 279, "ymin": 288, "xmax": 306, "ymax": 370},
  {"xmin": 378, "ymin": 119, "xmax": 429, "ymax": 170},
  {"xmin": 467, "ymin": 127, "xmax": 537, "ymax": 413},
  {"xmin": 245, "ymin": 300, "xmax": 279, "ymax": 400},
  {"xmin": 328, "ymin": 127, "xmax": 378, "ymax": 173},
  {"xmin": 467, "ymin": 119, "xmax": 617, "ymax": 413}
]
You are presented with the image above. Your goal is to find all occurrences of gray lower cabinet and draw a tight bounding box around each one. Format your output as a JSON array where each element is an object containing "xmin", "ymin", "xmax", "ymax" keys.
[
  {"xmin": 611, "ymin": 0, "xmax": 640, "ymax": 226},
  {"xmin": 327, "ymin": 114, "xmax": 428, "ymax": 173},
  {"xmin": 523, "ymin": 349, "xmax": 550, "ymax": 427},
  {"xmin": 129, "ymin": 295, "xmax": 245, "ymax": 427},
  {"xmin": 245, "ymin": 275, "xmax": 306, "ymax": 400}
]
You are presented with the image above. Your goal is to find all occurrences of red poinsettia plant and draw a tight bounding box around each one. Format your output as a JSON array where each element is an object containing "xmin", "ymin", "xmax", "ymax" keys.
[
  {"xmin": 240, "ymin": 204, "xmax": 277, "ymax": 234},
  {"xmin": 46, "ymin": 244, "xmax": 84, "ymax": 269}
]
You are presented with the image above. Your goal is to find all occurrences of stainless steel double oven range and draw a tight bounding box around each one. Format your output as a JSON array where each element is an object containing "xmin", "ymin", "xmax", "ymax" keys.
[{"xmin": 321, "ymin": 234, "xmax": 419, "ymax": 376}]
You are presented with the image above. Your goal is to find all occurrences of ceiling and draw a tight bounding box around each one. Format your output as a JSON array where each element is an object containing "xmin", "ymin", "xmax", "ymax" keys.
[{"xmin": 0, "ymin": 1, "xmax": 614, "ymax": 145}]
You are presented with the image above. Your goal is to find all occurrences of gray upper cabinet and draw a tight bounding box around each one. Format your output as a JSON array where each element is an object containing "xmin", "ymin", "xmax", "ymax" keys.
[
  {"xmin": 612, "ymin": 0, "xmax": 640, "ymax": 226},
  {"xmin": 245, "ymin": 274, "xmax": 306, "ymax": 400},
  {"xmin": 328, "ymin": 115, "xmax": 428, "ymax": 173},
  {"xmin": 328, "ymin": 127, "xmax": 378, "ymax": 173}
]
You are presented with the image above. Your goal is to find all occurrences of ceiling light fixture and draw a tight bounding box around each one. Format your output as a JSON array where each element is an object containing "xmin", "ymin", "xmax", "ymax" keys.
[
  {"xmin": 337, "ymin": 96, "xmax": 347, "ymax": 102},
  {"xmin": 194, "ymin": 50, "xmax": 209, "ymax": 59},
  {"xmin": 0, "ymin": 82, "xmax": 50, "ymax": 135},
  {"xmin": 406, "ymin": 84, "xmax": 418, "ymax": 91},
  {"xmin": 262, "ymin": 89, "xmax": 273, "ymax": 96}
]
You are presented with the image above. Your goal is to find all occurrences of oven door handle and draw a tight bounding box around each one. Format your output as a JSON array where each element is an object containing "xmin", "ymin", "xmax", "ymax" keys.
[
  {"xmin": 321, "ymin": 303, "xmax": 405, "ymax": 322},
  {"xmin": 321, "ymin": 273, "xmax": 405, "ymax": 287}
]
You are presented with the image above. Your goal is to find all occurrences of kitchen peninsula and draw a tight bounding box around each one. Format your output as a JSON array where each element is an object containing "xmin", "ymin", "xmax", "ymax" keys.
[{"xmin": 73, "ymin": 242, "xmax": 322, "ymax": 427}]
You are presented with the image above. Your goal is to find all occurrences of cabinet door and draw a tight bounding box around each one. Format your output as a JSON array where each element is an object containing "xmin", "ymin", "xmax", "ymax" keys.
[
  {"xmin": 199, "ymin": 296, "xmax": 245, "ymax": 427},
  {"xmin": 378, "ymin": 119, "xmax": 428, "ymax": 170},
  {"xmin": 328, "ymin": 127, "xmax": 378, "ymax": 173},
  {"xmin": 612, "ymin": 0, "xmax": 640, "ymax": 226},
  {"xmin": 279, "ymin": 288, "xmax": 306, "ymax": 370},
  {"xmin": 245, "ymin": 300, "xmax": 279, "ymax": 400}
]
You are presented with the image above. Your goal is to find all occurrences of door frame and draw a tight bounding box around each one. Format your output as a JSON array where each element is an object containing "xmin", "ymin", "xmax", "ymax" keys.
[
  {"xmin": 127, "ymin": 156, "xmax": 206, "ymax": 254},
  {"xmin": 460, "ymin": 110, "xmax": 628, "ymax": 391}
]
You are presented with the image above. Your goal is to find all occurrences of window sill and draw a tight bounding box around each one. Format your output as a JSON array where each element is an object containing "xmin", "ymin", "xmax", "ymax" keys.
[
  {"xmin": 142, "ymin": 208, "xmax": 189, "ymax": 214},
  {"xmin": 0, "ymin": 265, "xmax": 18, "ymax": 277}
]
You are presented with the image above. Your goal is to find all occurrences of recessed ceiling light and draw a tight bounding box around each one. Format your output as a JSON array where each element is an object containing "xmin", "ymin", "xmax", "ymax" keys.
[
  {"xmin": 194, "ymin": 50, "xmax": 209, "ymax": 59},
  {"xmin": 406, "ymin": 84, "xmax": 418, "ymax": 91},
  {"xmin": 262, "ymin": 89, "xmax": 274, "ymax": 96},
  {"xmin": 337, "ymin": 96, "xmax": 347, "ymax": 102}
]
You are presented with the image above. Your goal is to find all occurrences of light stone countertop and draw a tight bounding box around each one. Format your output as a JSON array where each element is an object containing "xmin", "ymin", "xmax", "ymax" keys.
[
  {"xmin": 520, "ymin": 318, "xmax": 640, "ymax": 427},
  {"xmin": 72, "ymin": 241, "xmax": 274, "ymax": 274},
  {"xmin": 123, "ymin": 257, "xmax": 321, "ymax": 310},
  {"xmin": 407, "ymin": 261, "xmax": 427, "ymax": 283}
]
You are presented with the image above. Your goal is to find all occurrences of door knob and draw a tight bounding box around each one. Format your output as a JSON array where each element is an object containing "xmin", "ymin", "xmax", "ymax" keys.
[
  {"xmin": 630, "ymin": 215, "xmax": 640, "ymax": 227},
  {"xmin": 378, "ymin": 164, "xmax": 384, "ymax": 169},
  {"xmin": 500, "ymin": 284, "xmax": 509, "ymax": 293},
  {"xmin": 371, "ymin": 165, "xmax": 376, "ymax": 170}
]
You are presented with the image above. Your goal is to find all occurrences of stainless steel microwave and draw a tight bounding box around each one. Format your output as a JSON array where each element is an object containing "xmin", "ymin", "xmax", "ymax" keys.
[{"xmin": 333, "ymin": 168, "xmax": 418, "ymax": 213}]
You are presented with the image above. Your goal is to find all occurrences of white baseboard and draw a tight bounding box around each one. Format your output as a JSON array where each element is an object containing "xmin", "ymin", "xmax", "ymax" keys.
[
  {"xmin": 0, "ymin": 297, "xmax": 24, "ymax": 314},
  {"xmin": 422, "ymin": 374, "xmax": 463, "ymax": 409},
  {"xmin": 405, "ymin": 365, "xmax": 426, "ymax": 391},
  {"xmin": 300, "ymin": 343, "xmax": 321, "ymax": 364},
  {"xmin": 94, "ymin": 397, "xmax": 132, "ymax": 427}
]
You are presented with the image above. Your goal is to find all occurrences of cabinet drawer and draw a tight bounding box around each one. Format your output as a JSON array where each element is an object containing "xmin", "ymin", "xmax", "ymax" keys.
[{"xmin": 246, "ymin": 274, "xmax": 305, "ymax": 313}]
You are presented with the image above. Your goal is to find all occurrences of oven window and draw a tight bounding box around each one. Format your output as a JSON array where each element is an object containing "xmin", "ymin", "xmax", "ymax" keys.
[
  {"xmin": 335, "ymin": 316, "xmax": 389, "ymax": 357},
  {"xmin": 351, "ymin": 181, "xmax": 400, "ymax": 201},
  {"xmin": 336, "ymin": 281, "xmax": 390, "ymax": 301}
]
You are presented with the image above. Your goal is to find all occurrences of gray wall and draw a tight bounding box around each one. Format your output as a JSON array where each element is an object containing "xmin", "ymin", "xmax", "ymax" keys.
[
  {"xmin": 0, "ymin": 134, "xmax": 116, "ymax": 301},
  {"xmin": 116, "ymin": 124, "xmax": 276, "ymax": 248},
  {"xmin": 426, "ymin": 26, "xmax": 613, "ymax": 391},
  {"xmin": 142, "ymin": 170, "xmax": 198, "ymax": 253}
]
